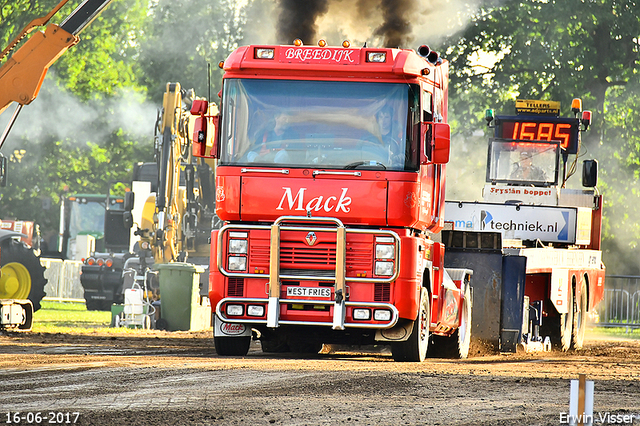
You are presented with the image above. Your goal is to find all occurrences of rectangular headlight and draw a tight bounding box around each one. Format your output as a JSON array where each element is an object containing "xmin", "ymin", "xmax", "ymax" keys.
[
  {"xmin": 375, "ymin": 261, "xmax": 394, "ymax": 276},
  {"xmin": 229, "ymin": 231, "xmax": 248, "ymax": 238},
  {"xmin": 229, "ymin": 239, "xmax": 248, "ymax": 254},
  {"xmin": 228, "ymin": 256, "xmax": 247, "ymax": 271},
  {"xmin": 255, "ymin": 48, "xmax": 275, "ymax": 59},
  {"xmin": 367, "ymin": 52, "xmax": 386, "ymax": 63},
  {"xmin": 376, "ymin": 236, "xmax": 394, "ymax": 243},
  {"xmin": 247, "ymin": 305, "xmax": 265, "ymax": 317},
  {"xmin": 374, "ymin": 309, "xmax": 392, "ymax": 321},
  {"xmin": 353, "ymin": 308, "xmax": 371, "ymax": 320},
  {"xmin": 226, "ymin": 304, "xmax": 244, "ymax": 316},
  {"xmin": 376, "ymin": 244, "xmax": 395, "ymax": 259}
]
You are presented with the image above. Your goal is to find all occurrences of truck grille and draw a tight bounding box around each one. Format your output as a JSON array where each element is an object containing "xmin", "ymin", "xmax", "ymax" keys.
[
  {"xmin": 250, "ymin": 236, "xmax": 372, "ymax": 271},
  {"xmin": 228, "ymin": 277, "xmax": 244, "ymax": 296},
  {"xmin": 375, "ymin": 282, "xmax": 391, "ymax": 302}
]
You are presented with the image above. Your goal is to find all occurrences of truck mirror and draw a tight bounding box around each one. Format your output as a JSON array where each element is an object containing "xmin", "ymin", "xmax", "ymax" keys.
[
  {"xmin": 426, "ymin": 122, "xmax": 450, "ymax": 164},
  {"xmin": 191, "ymin": 99, "xmax": 219, "ymax": 159},
  {"xmin": 0, "ymin": 155, "xmax": 6, "ymax": 187},
  {"xmin": 124, "ymin": 191, "xmax": 135, "ymax": 212},
  {"xmin": 582, "ymin": 159, "xmax": 598, "ymax": 187},
  {"xmin": 122, "ymin": 211, "xmax": 133, "ymax": 229}
]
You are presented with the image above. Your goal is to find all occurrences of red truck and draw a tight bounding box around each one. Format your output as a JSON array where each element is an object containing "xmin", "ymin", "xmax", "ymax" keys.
[
  {"xmin": 191, "ymin": 41, "xmax": 472, "ymax": 361},
  {"xmin": 444, "ymin": 99, "xmax": 605, "ymax": 352}
]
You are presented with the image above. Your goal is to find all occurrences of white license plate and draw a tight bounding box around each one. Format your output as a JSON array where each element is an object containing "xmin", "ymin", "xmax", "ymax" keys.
[{"xmin": 286, "ymin": 286, "xmax": 332, "ymax": 298}]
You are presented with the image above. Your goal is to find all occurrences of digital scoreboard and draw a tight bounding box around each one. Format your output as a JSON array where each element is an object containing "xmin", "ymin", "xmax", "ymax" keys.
[{"xmin": 494, "ymin": 116, "xmax": 581, "ymax": 154}]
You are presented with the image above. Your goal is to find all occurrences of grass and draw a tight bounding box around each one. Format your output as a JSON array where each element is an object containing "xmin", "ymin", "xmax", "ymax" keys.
[
  {"xmin": 587, "ymin": 325, "xmax": 640, "ymax": 339},
  {"xmin": 31, "ymin": 301, "xmax": 143, "ymax": 335}
]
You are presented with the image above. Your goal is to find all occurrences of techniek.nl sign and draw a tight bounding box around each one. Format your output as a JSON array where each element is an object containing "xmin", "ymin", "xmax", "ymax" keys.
[{"xmin": 444, "ymin": 202, "xmax": 577, "ymax": 244}]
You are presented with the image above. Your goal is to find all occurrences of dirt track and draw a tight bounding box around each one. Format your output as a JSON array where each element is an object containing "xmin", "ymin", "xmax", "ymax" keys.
[{"xmin": 1, "ymin": 330, "xmax": 639, "ymax": 426}]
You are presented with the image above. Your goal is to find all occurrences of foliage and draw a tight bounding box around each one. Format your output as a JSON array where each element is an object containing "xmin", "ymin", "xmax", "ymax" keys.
[
  {"xmin": 53, "ymin": 0, "xmax": 151, "ymax": 100},
  {"xmin": 137, "ymin": 0, "xmax": 250, "ymax": 103},
  {"xmin": 0, "ymin": 0, "xmax": 153, "ymax": 249},
  {"xmin": 440, "ymin": 0, "xmax": 640, "ymax": 274}
]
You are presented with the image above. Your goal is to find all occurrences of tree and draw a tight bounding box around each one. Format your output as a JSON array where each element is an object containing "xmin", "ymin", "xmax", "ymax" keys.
[
  {"xmin": 440, "ymin": 0, "xmax": 640, "ymax": 274},
  {"xmin": 0, "ymin": 0, "xmax": 154, "ymax": 252},
  {"xmin": 137, "ymin": 0, "xmax": 250, "ymax": 103}
]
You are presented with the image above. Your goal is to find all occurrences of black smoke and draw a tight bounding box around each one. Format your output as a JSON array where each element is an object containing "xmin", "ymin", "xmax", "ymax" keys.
[
  {"xmin": 277, "ymin": 0, "xmax": 330, "ymax": 45},
  {"xmin": 373, "ymin": 0, "xmax": 416, "ymax": 48},
  {"xmin": 276, "ymin": 0, "xmax": 417, "ymax": 48}
]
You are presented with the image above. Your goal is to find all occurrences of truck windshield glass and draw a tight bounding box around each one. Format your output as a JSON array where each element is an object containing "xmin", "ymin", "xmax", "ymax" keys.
[
  {"xmin": 487, "ymin": 139, "xmax": 560, "ymax": 187},
  {"xmin": 66, "ymin": 199, "xmax": 106, "ymax": 258},
  {"xmin": 219, "ymin": 79, "xmax": 418, "ymax": 171}
]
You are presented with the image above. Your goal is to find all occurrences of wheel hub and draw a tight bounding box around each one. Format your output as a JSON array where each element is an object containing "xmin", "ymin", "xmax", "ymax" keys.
[{"xmin": 0, "ymin": 263, "xmax": 32, "ymax": 299}]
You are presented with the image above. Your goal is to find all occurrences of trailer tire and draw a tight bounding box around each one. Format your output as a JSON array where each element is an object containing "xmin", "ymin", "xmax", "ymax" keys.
[
  {"xmin": 392, "ymin": 288, "xmax": 430, "ymax": 362},
  {"xmin": 214, "ymin": 336, "xmax": 251, "ymax": 356},
  {"xmin": 428, "ymin": 286, "xmax": 472, "ymax": 359},
  {"xmin": 543, "ymin": 287, "xmax": 574, "ymax": 352},
  {"xmin": 260, "ymin": 331, "xmax": 290, "ymax": 353},
  {"xmin": 288, "ymin": 340, "xmax": 323, "ymax": 355},
  {"xmin": 0, "ymin": 239, "xmax": 47, "ymax": 312},
  {"xmin": 572, "ymin": 281, "xmax": 587, "ymax": 350}
]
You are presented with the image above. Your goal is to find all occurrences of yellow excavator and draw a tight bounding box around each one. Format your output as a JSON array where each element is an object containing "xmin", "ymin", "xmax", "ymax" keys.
[
  {"xmin": 137, "ymin": 82, "xmax": 218, "ymax": 265},
  {"xmin": 78, "ymin": 83, "xmax": 218, "ymax": 317},
  {"xmin": 0, "ymin": 0, "xmax": 115, "ymax": 330}
]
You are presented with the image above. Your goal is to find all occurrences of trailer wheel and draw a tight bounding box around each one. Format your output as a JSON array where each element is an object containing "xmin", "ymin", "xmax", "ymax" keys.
[
  {"xmin": 543, "ymin": 286, "xmax": 574, "ymax": 351},
  {"xmin": 572, "ymin": 281, "xmax": 587, "ymax": 350},
  {"xmin": 0, "ymin": 239, "xmax": 47, "ymax": 312},
  {"xmin": 260, "ymin": 331, "xmax": 290, "ymax": 353},
  {"xmin": 214, "ymin": 336, "xmax": 251, "ymax": 356},
  {"xmin": 392, "ymin": 288, "xmax": 430, "ymax": 362},
  {"xmin": 429, "ymin": 286, "xmax": 472, "ymax": 359},
  {"xmin": 288, "ymin": 340, "xmax": 323, "ymax": 355}
]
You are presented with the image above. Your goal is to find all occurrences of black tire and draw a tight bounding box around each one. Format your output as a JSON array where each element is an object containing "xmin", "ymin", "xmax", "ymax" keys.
[
  {"xmin": 392, "ymin": 288, "xmax": 430, "ymax": 362},
  {"xmin": 288, "ymin": 340, "xmax": 323, "ymax": 355},
  {"xmin": 85, "ymin": 299, "xmax": 111, "ymax": 311},
  {"xmin": 542, "ymin": 286, "xmax": 574, "ymax": 352},
  {"xmin": 0, "ymin": 239, "xmax": 47, "ymax": 312},
  {"xmin": 155, "ymin": 318, "xmax": 169, "ymax": 331},
  {"xmin": 572, "ymin": 281, "xmax": 588, "ymax": 350},
  {"xmin": 260, "ymin": 333, "xmax": 290, "ymax": 353},
  {"xmin": 428, "ymin": 286, "xmax": 472, "ymax": 359},
  {"xmin": 214, "ymin": 336, "xmax": 251, "ymax": 356}
]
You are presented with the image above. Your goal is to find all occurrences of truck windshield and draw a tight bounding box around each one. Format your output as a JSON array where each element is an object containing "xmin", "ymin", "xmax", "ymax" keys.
[
  {"xmin": 487, "ymin": 139, "xmax": 560, "ymax": 187},
  {"xmin": 219, "ymin": 79, "xmax": 419, "ymax": 171},
  {"xmin": 66, "ymin": 199, "xmax": 106, "ymax": 259}
]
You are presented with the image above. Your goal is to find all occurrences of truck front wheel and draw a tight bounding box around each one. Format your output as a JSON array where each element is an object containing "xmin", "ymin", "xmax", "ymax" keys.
[
  {"xmin": 214, "ymin": 336, "xmax": 251, "ymax": 356},
  {"xmin": 391, "ymin": 288, "xmax": 430, "ymax": 362}
]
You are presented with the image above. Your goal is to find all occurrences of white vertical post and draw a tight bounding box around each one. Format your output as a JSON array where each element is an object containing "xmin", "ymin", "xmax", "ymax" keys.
[{"xmin": 569, "ymin": 374, "xmax": 594, "ymax": 426}]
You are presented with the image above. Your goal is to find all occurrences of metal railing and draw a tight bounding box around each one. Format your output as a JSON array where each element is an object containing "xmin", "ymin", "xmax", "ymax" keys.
[
  {"xmin": 592, "ymin": 275, "xmax": 640, "ymax": 332},
  {"xmin": 40, "ymin": 258, "xmax": 85, "ymax": 302}
]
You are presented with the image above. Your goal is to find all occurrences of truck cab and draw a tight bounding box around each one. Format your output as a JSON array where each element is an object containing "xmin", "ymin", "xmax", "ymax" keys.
[{"xmin": 194, "ymin": 42, "xmax": 472, "ymax": 361}]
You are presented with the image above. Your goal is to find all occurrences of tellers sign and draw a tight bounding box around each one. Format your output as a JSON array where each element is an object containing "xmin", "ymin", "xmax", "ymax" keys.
[{"xmin": 495, "ymin": 116, "xmax": 580, "ymax": 154}]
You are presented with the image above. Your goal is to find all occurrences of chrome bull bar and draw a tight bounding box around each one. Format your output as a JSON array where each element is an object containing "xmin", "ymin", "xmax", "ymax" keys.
[
  {"xmin": 216, "ymin": 297, "xmax": 400, "ymax": 329},
  {"xmin": 217, "ymin": 215, "xmax": 400, "ymax": 330}
]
